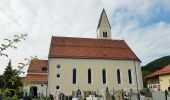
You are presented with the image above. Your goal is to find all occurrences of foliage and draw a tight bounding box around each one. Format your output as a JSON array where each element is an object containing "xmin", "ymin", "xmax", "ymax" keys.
[
  {"xmin": 0, "ymin": 34, "xmax": 36, "ymax": 99},
  {"xmin": 0, "ymin": 34, "xmax": 27, "ymax": 57},
  {"xmin": 0, "ymin": 60, "xmax": 22, "ymax": 98},
  {"xmin": 41, "ymin": 96, "xmax": 52, "ymax": 100},
  {"xmin": 142, "ymin": 70, "xmax": 150, "ymax": 87},
  {"xmin": 142, "ymin": 55, "xmax": 170, "ymax": 73},
  {"xmin": 141, "ymin": 55, "xmax": 170, "ymax": 87}
]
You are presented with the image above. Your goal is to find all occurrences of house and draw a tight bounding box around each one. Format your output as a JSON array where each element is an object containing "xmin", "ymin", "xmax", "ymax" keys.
[
  {"xmin": 47, "ymin": 9, "xmax": 143, "ymax": 96},
  {"xmin": 22, "ymin": 9, "xmax": 143, "ymax": 98},
  {"xmin": 144, "ymin": 70, "xmax": 160, "ymax": 91},
  {"xmin": 21, "ymin": 59, "xmax": 48, "ymax": 97},
  {"xmin": 145, "ymin": 64, "xmax": 170, "ymax": 91}
]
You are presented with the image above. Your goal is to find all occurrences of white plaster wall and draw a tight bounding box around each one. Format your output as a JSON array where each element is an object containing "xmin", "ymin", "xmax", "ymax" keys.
[
  {"xmin": 23, "ymin": 84, "xmax": 47, "ymax": 97},
  {"xmin": 135, "ymin": 61, "xmax": 144, "ymax": 90},
  {"xmin": 47, "ymin": 58, "xmax": 143, "ymax": 96}
]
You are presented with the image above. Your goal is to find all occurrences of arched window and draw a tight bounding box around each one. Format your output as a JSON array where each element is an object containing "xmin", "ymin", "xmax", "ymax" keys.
[
  {"xmin": 128, "ymin": 69, "xmax": 132, "ymax": 84},
  {"xmin": 117, "ymin": 69, "xmax": 121, "ymax": 84},
  {"xmin": 73, "ymin": 69, "xmax": 76, "ymax": 84},
  {"xmin": 88, "ymin": 68, "xmax": 92, "ymax": 84},
  {"xmin": 102, "ymin": 69, "xmax": 106, "ymax": 84}
]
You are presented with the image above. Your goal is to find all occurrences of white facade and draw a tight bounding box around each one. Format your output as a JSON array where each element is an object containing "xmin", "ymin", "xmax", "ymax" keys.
[
  {"xmin": 23, "ymin": 84, "xmax": 47, "ymax": 97},
  {"xmin": 47, "ymin": 58, "xmax": 143, "ymax": 96}
]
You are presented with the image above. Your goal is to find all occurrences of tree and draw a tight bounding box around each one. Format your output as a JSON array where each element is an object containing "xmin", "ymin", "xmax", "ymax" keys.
[
  {"xmin": 0, "ymin": 34, "xmax": 37, "ymax": 99},
  {"xmin": 0, "ymin": 34, "xmax": 27, "ymax": 57},
  {"xmin": 0, "ymin": 60, "xmax": 22, "ymax": 97}
]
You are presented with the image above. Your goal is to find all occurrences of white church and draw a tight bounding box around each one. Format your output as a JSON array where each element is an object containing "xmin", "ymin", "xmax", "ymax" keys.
[{"xmin": 22, "ymin": 9, "xmax": 143, "ymax": 98}]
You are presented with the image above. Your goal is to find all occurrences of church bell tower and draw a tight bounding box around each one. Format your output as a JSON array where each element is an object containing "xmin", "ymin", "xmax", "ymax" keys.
[{"xmin": 96, "ymin": 9, "xmax": 112, "ymax": 39}]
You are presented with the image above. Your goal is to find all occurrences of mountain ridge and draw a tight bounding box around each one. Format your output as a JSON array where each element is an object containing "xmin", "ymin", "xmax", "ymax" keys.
[{"xmin": 142, "ymin": 55, "xmax": 170, "ymax": 73}]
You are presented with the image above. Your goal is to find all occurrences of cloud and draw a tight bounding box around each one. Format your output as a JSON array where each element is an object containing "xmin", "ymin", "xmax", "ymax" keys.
[
  {"xmin": 0, "ymin": 0, "xmax": 170, "ymax": 76},
  {"xmin": 113, "ymin": 21, "xmax": 170, "ymax": 65}
]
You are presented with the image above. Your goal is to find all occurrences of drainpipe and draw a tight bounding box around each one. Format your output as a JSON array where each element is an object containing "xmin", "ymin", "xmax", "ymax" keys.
[{"xmin": 134, "ymin": 60, "xmax": 140, "ymax": 100}]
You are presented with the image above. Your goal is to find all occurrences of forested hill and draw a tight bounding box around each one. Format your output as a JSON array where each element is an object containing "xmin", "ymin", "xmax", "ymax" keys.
[{"xmin": 141, "ymin": 55, "xmax": 170, "ymax": 74}]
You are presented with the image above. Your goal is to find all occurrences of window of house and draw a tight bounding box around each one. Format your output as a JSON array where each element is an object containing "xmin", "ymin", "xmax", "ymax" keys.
[
  {"xmin": 128, "ymin": 69, "xmax": 132, "ymax": 84},
  {"xmin": 73, "ymin": 69, "xmax": 76, "ymax": 84},
  {"xmin": 57, "ymin": 64, "xmax": 61, "ymax": 69},
  {"xmin": 88, "ymin": 68, "xmax": 92, "ymax": 84},
  {"xmin": 117, "ymin": 69, "xmax": 121, "ymax": 84},
  {"xmin": 103, "ymin": 32, "xmax": 107, "ymax": 37},
  {"xmin": 102, "ymin": 69, "xmax": 106, "ymax": 84},
  {"xmin": 42, "ymin": 67, "xmax": 47, "ymax": 71}
]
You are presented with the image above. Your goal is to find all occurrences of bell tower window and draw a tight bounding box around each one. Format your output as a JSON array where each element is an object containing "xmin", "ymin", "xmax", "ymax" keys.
[{"xmin": 103, "ymin": 32, "xmax": 107, "ymax": 38}]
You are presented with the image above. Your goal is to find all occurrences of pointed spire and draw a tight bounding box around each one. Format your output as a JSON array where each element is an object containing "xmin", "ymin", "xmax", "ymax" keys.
[
  {"xmin": 96, "ymin": 8, "xmax": 111, "ymax": 31},
  {"xmin": 96, "ymin": 9, "xmax": 112, "ymax": 39}
]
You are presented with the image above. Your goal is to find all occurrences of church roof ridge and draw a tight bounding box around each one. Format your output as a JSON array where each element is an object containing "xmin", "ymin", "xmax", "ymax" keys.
[
  {"xmin": 49, "ymin": 36, "xmax": 141, "ymax": 62},
  {"xmin": 51, "ymin": 36, "xmax": 123, "ymax": 41}
]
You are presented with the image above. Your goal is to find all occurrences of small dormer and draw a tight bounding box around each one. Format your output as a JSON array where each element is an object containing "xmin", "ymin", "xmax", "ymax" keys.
[{"xmin": 96, "ymin": 9, "xmax": 112, "ymax": 39}]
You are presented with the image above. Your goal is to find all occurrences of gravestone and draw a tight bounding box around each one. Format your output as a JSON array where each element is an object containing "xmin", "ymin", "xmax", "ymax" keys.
[
  {"xmin": 140, "ymin": 95, "xmax": 145, "ymax": 100},
  {"xmin": 114, "ymin": 90, "xmax": 122, "ymax": 100},
  {"xmin": 167, "ymin": 96, "xmax": 170, "ymax": 100},
  {"xmin": 130, "ymin": 93, "xmax": 138, "ymax": 100},
  {"xmin": 152, "ymin": 92, "xmax": 166, "ymax": 100}
]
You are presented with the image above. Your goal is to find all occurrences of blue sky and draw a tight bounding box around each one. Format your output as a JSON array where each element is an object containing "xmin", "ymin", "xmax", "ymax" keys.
[{"xmin": 0, "ymin": 0, "xmax": 170, "ymax": 75}]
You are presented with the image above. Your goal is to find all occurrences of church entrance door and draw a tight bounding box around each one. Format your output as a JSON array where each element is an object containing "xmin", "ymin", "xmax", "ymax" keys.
[{"xmin": 30, "ymin": 86, "xmax": 38, "ymax": 97}]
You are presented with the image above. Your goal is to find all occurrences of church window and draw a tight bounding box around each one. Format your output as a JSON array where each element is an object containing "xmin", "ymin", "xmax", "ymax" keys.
[
  {"xmin": 57, "ymin": 64, "xmax": 61, "ymax": 69},
  {"xmin": 128, "ymin": 69, "xmax": 132, "ymax": 84},
  {"xmin": 88, "ymin": 68, "xmax": 92, "ymax": 84},
  {"xmin": 103, "ymin": 32, "xmax": 107, "ymax": 37},
  {"xmin": 56, "ymin": 85, "xmax": 60, "ymax": 90},
  {"xmin": 57, "ymin": 73, "xmax": 60, "ymax": 79},
  {"xmin": 117, "ymin": 69, "xmax": 121, "ymax": 84},
  {"xmin": 102, "ymin": 69, "xmax": 106, "ymax": 84},
  {"xmin": 73, "ymin": 68, "xmax": 76, "ymax": 84}
]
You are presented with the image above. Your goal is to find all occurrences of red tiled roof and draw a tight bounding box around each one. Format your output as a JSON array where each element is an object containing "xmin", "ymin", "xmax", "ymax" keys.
[
  {"xmin": 49, "ymin": 36, "xmax": 140, "ymax": 61},
  {"xmin": 21, "ymin": 74, "xmax": 47, "ymax": 84},
  {"xmin": 156, "ymin": 64, "xmax": 170, "ymax": 75},
  {"xmin": 145, "ymin": 64, "xmax": 170, "ymax": 78},
  {"xmin": 145, "ymin": 70, "xmax": 160, "ymax": 78},
  {"xmin": 28, "ymin": 59, "xmax": 48, "ymax": 73}
]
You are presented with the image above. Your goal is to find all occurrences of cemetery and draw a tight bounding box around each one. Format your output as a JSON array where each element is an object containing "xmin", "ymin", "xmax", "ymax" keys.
[{"xmin": 28, "ymin": 88, "xmax": 170, "ymax": 100}]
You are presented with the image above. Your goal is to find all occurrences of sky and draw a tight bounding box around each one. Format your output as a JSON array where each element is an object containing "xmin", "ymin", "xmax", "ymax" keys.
[{"xmin": 0, "ymin": 0, "xmax": 170, "ymax": 76}]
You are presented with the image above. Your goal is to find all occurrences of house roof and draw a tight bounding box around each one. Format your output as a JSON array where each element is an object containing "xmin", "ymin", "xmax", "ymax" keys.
[
  {"xmin": 48, "ymin": 36, "xmax": 140, "ymax": 61},
  {"xmin": 28, "ymin": 59, "xmax": 48, "ymax": 73},
  {"xmin": 145, "ymin": 64, "xmax": 170, "ymax": 78},
  {"xmin": 21, "ymin": 74, "xmax": 47, "ymax": 84},
  {"xmin": 156, "ymin": 64, "xmax": 170, "ymax": 75},
  {"xmin": 144, "ymin": 70, "xmax": 160, "ymax": 78}
]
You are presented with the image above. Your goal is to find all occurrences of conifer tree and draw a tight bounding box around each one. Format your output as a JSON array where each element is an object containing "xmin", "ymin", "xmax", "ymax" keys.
[{"xmin": 2, "ymin": 60, "xmax": 22, "ymax": 97}]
